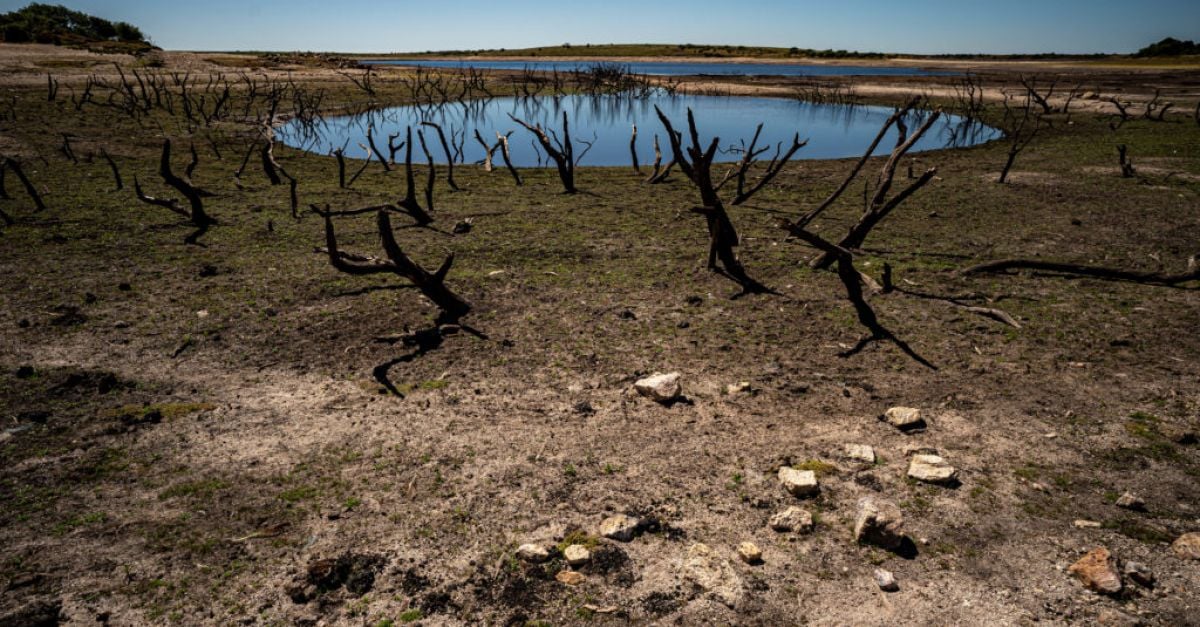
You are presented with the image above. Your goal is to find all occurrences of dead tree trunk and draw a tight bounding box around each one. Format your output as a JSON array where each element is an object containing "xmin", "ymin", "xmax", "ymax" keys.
[
  {"xmin": 396, "ymin": 127, "xmax": 433, "ymax": 226},
  {"xmin": 416, "ymin": 129, "xmax": 437, "ymax": 212},
  {"xmin": 134, "ymin": 139, "xmax": 215, "ymax": 245},
  {"xmin": 333, "ymin": 148, "xmax": 347, "ymax": 188},
  {"xmin": 473, "ymin": 129, "xmax": 497, "ymax": 171},
  {"xmin": 496, "ymin": 131, "xmax": 521, "ymax": 186},
  {"xmin": 3, "ymin": 158, "xmax": 46, "ymax": 212},
  {"xmin": 510, "ymin": 111, "xmax": 576, "ymax": 193},
  {"xmin": 100, "ymin": 148, "xmax": 123, "ymax": 191},
  {"xmin": 630, "ymin": 124, "xmax": 640, "ymax": 173},
  {"xmin": 420, "ymin": 121, "xmax": 459, "ymax": 190},
  {"xmin": 366, "ymin": 126, "xmax": 391, "ymax": 172},
  {"xmin": 315, "ymin": 206, "xmax": 471, "ymax": 322},
  {"xmin": 725, "ymin": 126, "xmax": 807, "ymax": 206},
  {"xmin": 1117, "ymin": 144, "xmax": 1135, "ymax": 178}
]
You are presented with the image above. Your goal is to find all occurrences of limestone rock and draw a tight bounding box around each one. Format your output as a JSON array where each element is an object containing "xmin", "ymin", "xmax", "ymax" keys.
[
  {"xmin": 1122, "ymin": 561, "xmax": 1155, "ymax": 588},
  {"xmin": 1172, "ymin": 532, "xmax": 1200, "ymax": 560},
  {"xmin": 882, "ymin": 406, "xmax": 925, "ymax": 430},
  {"xmin": 563, "ymin": 544, "xmax": 591, "ymax": 567},
  {"xmin": 683, "ymin": 543, "xmax": 744, "ymax": 608},
  {"xmin": 874, "ymin": 568, "xmax": 898, "ymax": 592},
  {"xmin": 768, "ymin": 506, "xmax": 813, "ymax": 533},
  {"xmin": 516, "ymin": 543, "xmax": 550, "ymax": 563},
  {"xmin": 1115, "ymin": 492, "xmax": 1146, "ymax": 511},
  {"xmin": 556, "ymin": 570, "xmax": 585, "ymax": 586},
  {"xmin": 778, "ymin": 467, "xmax": 819, "ymax": 498},
  {"xmin": 843, "ymin": 444, "xmax": 876, "ymax": 464},
  {"xmin": 736, "ymin": 542, "xmax": 762, "ymax": 564},
  {"xmin": 599, "ymin": 514, "xmax": 640, "ymax": 542},
  {"xmin": 1068, "ymin": 547, "xmax": 1122, "ymax": 595},
  {"xmin": 634, "ymin": 372, "xmax": 682, "ymax": 402},
  {"xmin": 906, "ymin": 454, "xmax": 957, "ymax": 485},
  {"xmin": 854, "ymin": 497, "xmax": 905, "ymax": 550}
]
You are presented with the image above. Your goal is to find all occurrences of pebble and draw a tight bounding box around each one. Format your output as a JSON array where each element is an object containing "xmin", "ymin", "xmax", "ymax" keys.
[
  {"xmin": 854, "ymin": 497, "xmax": 905, "ymax": 550},
  {"xmin": 737, "ymin": 542, "xmax": 762, "ymax": 564},
  {"xmin": 768, "ymin": 506, "xmax": 813, "ymax": 533},
  {"xmin": 843, "ymin": 444, "xmax": 876, "ymax": 464},
  {"xmin": 725, "ymin": 381, "xmax": 752, "ymax": 395},
  {"xmin": 874, "ymin": 568, "xmax": 899, "ymax": 592},
  {"xmin": 1074, "ymin": 519, "xmax": 1102, "ymax": 529},
  {"xmin": 555, "ymin": 570, "xmax": 585, "ymax": 586},
  {"xmin": 516, "ymin": 544, "xmax": 550, "ymax": 563},
  {"xmin": 634, "ymin": 372, "xmax": 682, "ymax": 402},
  {"xmin": 882, "ymin": 406, "xmax": 925, "ymax": 430},
  {"xmin": 1068, "ymin": 547, "xmax": 1122, "ymax": 595},
  {"xmin": 778, "ymin": 467, "xmax": 819, "ymax": 498},
  {"xmin": 563, "ymin": 544, "xmax": 591, "ymax": 567},
  {"xmin": 907, "ymin": 454, "xmax": 958, "ymax": 485},
  {"xmin": 599, "ymin": 514, "xmax": 640, "ymax": 542}
]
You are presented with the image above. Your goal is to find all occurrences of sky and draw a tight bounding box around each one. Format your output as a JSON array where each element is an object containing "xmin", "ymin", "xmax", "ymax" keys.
[{"xmin": 4, "ymin": 0, "xmax": 1199, "ymax": 55}]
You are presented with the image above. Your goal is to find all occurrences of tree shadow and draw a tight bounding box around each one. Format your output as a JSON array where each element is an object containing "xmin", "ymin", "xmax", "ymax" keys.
[{"xmin": 371, "ymin": 323, "xmax": 488, "ymax": 398}]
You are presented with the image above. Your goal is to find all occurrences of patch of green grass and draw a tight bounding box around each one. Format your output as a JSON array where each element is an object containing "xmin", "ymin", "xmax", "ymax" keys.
[
  {"xmin": 793, "ymin": 459, "xmax": 838, "ymax": 477},
  {"xmin": 398, "ymin": 608, "xmax": 423, "ymax": 622},
  {"xmin": 159, "ymin": 479, "xmax": 228, "ymax": 500},
  {"xmin": 52, "ymin": 511, "xmax": 106, "ymax": 535},
  {"xmin": 102, "ymin": 402, "xmax": 216, "ymax": 422},
  {"xmin": 278, "ymin": 485, "xmax": 318, "ymax": 503},
  {"xmin": 557, "ymin": 530, "xmax": 601, "ymax": 553}
]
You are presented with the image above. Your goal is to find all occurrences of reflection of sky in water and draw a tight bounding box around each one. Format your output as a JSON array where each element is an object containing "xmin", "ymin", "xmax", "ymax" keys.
[
  {"xmin": 278, "ymin": 93, "xmax": 999, "ymax": 168},
  {"xmin": 363, "ymin": 59, "xmax": 956, "ymax": 78}
]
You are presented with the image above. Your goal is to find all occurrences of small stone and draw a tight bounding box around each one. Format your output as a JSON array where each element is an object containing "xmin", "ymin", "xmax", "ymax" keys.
[
  {"xmin": 854, "ymin": 497, "xmax": 905, "ymax": 550},
  {"xmin": 874, "ymin": 568, "xmax": 899, "ymax": 592},
  {"xmin": 725, "ymin": 381, "xmax": 752, "ymax": 395},
  {"xmin": 768, "ymin": 506, "xmax": 813, "ymax": 533},
  {"xmin": 1122, "ymin": 561, "xmax": 1155, "ymax": 587},
  {"xmin": 599, "ymin": 514, "xmax": 640, "ymax": 542},
  {"xmin": 882, "ymin": 406, "xmax": 925, "ymax": 431},
  {"xmin": 778, "ymin": 467, "xmax": 819, "ymax": 498},
  {"xmin": 555, "ymin": 570, "xmax": 585, "ymax": 586},
  {"xmin": 683, "ymin": 543, "xmax": 744, "ymax": 608},
  {"xmin": 1068, "ymin": 547, "xmax": 1122, "ymax": 595},
  {"xmin": 634, "ymin": 372, "xmax": 682, "ymax": 402},
  {"xmin": 843, "ymin": 444, "xmax": 876, "ymax": 464},
  {"xmin": 1172, "ymin": 532, "xmax": 1200, "ymax": 560},
  {"xmin": 113, "ymin": 320, "xmax": 130, "ymax": 329},
  {"xmin": 907, "ymin": 454, "xmax": 957, "ymax": 485},
  {"xmin": 516, "ymin": 544, "xmax": 550, "ymax": 563},
  {"xmin": 737, "ymin": 542, "xmax": 762, "ymax": 564},
  {"xmin": 1115, "ymin": 492, "xmax": 1146, "ymax": 511},
  {"xmin": 1074, "ymin": 520, "xmax": 1102, "ymax": 529},
  {"xmin": 563, "ymin": 544, "xmax": 591, "ymax": 567}
]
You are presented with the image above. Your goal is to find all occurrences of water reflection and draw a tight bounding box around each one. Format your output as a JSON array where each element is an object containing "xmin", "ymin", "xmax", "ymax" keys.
[{"xmin": 277, "ymin": 92, "xmax": 1000, "ymax": 167}]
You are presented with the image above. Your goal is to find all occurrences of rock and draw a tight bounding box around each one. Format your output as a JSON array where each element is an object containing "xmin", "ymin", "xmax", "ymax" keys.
[
  {"xmin": 682, "ymin": 543, "xmax": 744, "ymax": 608},
  {"xmin": 634, "ymin": 372, "xmax": 682, "ymax": 402},
  {"xmin": 113, "ymin": 320, "xmax": 130, "ymax": 329},
  {"xmin": 1074, "ymin": 520, "xmax": 1102, "ymax": 529},
  {"xmin": 854, "ymin": 497, "xmax": 905, "ymax": 550},
  {"xmin": 768, "ymin": 506, "xmax": 813, "ymax": 533},
  {"xmin": 599, "ymin": 514, "xmax": 640, "ymax": 542},
  {"xmin": 882, "ymin": 406, "xmax": 925, "ymax": 431},
  {"xmin": 1095, "ymin": 610, "xmax": 1140, "ymax": 627},
  {"xmin": 874, "ymin": 568, "xmax": 899, "ymax": 592},
  {"xmin": 1115, "ymin": 492, "xmax": 1146, "ymax": 511},
  {"xmin": 1122, "ymin": 561, "xmax": 1155, "ymax": 587},
  {"xmin": 725, "ymin": 381, "xmax": 752, "ymax": 395},
  {"xmin": 778, "ymin": 467, "xmax": 819, "ymax": 498},
  {"xmin": 1068, "ymin": 547, "xmax": 1122, "ymax": 595},
  {"xmin": 843, "ymin": 444, "xmax": 876, "ymax": 464},
  {"xmin": 516, "ymin": 543, "xmax": 550, "ymax": 563},
  {"xmin": 906, "ymin": 454, "xmax": 957, "ymax": 485},
  {"xmin": 736, "ymin": 542, "xmax": 762, "ymax": 564},
  {"xmin": 563, "ymin": 544, "xmax": 591, "ymax": 567},
  {"xmin": 556, "ymin": 570, "xmax": 585, "ymax": 586},
  {"xmin": 1172, "ymin": 532, "xmax": 1200, "ymax": 560}
]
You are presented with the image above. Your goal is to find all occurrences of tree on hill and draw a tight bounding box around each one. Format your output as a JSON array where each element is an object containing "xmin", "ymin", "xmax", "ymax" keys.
[
  {"xmin": 1134, "ymin": 37, "xmax": 1200, "ymax": 57},
  {"xmin": 0, "ymin": 3, "xmax": 147, "ymax": 45}
]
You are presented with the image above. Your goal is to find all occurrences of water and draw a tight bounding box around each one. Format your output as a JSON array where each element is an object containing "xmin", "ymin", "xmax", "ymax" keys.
[
  {"xmin": 277, "ymin": 93, "xmax": 998, "ymax": 168},
  {"xmin": 362, "ymin": 59, "xmax": 954, "ymax": 77}
]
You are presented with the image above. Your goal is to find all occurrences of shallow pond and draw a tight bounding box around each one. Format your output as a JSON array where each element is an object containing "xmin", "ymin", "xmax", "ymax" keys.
[
  {"xmin": 363, "ymin": 59, "xmax": 954, "ymax": 77},
  {"xmin": 277, "ymin": 93, "xmax": 998, "ymax": 167}
]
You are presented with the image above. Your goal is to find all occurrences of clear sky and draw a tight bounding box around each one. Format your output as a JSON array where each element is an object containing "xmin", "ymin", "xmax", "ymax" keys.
[{"xmin": 4, "ymin": 0, "xmax": 1199, "ymax": 54}]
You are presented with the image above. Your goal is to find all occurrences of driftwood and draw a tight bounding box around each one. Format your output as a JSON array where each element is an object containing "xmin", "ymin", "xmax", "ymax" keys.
[
  {"xmin": 960, "ymin": 257, "xmax": 1200, "ymax": 286},
  {"xmin": 314, "ymin": 206, "xmax": 470, "ymax": 322}
]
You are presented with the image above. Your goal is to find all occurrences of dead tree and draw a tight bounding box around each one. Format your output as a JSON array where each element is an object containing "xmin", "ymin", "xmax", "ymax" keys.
[
  {"xmin": 100, "ymin": 148, "xmax": 123, "ymax": 191},
  {"xmin": 960, "ymin": 257, "xmax": 1199, "ymax": 287},
  {"xmin": 420, "ymin": 121, "xmax": 459, "ymax": 190},
  {"xmin": 134, "ymin": 139, "xmax": 215, "ymax": 245},
  {"xmin": 717, "ymin": 124, "xmax": 807, "ymax": 205},
  {"xmin": 365, "ymin": 126, "xmax": 391, "ymax": 172},
  {"xmin": 1106, "ymin": 96, "xmax": 1132, "ymax": 129},
  {"xmin": 339, "ymin": 67, "xmax": 376, "ymax": 97},
  {"xmin": 416, "ymin": 130, "xmax": 437, "ymax": 212},
  {"xmin": 653, "ymin": 106, "xmax": 772, "ymax": 294},
  {"xmin": 510, "ymin": 111, "xmax": 585, "ymax": 194},
  {"xmin": 262, "ymin": 134, "xmax": 299, "ymax": 217},
  {"xmin": 998, "ymin": 92, "xmax": 1045, "ymax": 184},
  {"xmin": 808, "ymin": 100, "xmax": 942, "ymax": 269},
  {"xmin": 396, "ymin": 127, "xmax": 433, "ymax": 225},
  {"xmin": 333, "ymin": 147, "xmax": 347, "ymax": 188},
  {"xmin": 314, "ymin": 206, "xmax": 470, "ymax": 323},
  {"xmin": 495, "ymin": 131, "xmax": 521, "ymax": 186},
  {"xmin": 473, "ymin": 129, "xmax": 498, "ymax": 172},
  {"xmin": 2, "ymin": 157, "xmax": 47, "ymax": 212},
  {"xmin": 1117, "ymin": 144, "xmax": 1135, "ymax": 178},
  {"xmin": 645, "ymin": 134, "xmax": 675, "ymax": 184},
  {"xmin": 46, "ymin": 73, "xmax": 59, "ymax": 101},
  {"xmin": 1018, "ymin": 75, "xmax": 1058, "ymax": 114},
  {"xmin": 260, "ymin": 139, "xmax": 282, "ymax": 185},
  {"xmin": 630, "ymin": 124, "xmax": 640, "ymax": 173}
]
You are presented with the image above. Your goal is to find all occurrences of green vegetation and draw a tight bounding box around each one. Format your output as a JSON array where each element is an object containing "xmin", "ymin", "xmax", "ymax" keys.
[
  {"xmin": 1135, "ymin": 37, "xmax": 1200, "ymax": 57},
  {"xmin": 0, "ymin": 3, "xmax": 150, "ymax": 50},
  {"xmin": 395, "ymin": 42, "xmax": 887, "ymax": 59}
]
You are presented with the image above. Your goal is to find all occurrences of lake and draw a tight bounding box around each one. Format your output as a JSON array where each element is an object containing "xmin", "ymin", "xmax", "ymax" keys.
[
  {"xmin": 277, "ymin": 93, "xmax": 998, "ymax": 168},
  {"xmin": 361, "ymin": 59, "xmax": 954, "ymax": 77}
]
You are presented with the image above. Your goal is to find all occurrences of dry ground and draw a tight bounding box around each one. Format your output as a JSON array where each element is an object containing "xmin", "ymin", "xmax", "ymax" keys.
[{"xmin": 1, "ymin": 45, "xmax": 1199, "ymax": 626}]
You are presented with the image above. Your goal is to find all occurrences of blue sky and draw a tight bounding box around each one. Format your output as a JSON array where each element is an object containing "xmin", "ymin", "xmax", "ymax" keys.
[{"xmin": 4, "ymin": 0, "xmax": 1199, "ymax": 54}]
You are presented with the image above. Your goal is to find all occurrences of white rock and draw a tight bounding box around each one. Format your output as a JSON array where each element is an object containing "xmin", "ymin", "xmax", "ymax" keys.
[
  {"xmin": 778, "ymin": 467, "xmax": 819, "ymax": 498},
  {"xmin": 683, "ymin": 543, "xmax": 744, "ymax": 608},
  {"xmin": 907, "ymin": 454, "xmax": 957, "ymax": 484},
  {"xmin": 843, "ymin": 444, "xmax": 876, "ymax": 464},
  {"xmin": 516, "ymin": 543, "xmax": 549, "ymax": 563},
  {"xmin": 563, "ymin": 544, "xmax": 591, "ymax": 567},
  {"xmin": 854, "ymin": 497, "xmax": 905, "ymax": 550},
  {"xmin": 883, "ymin": 406, "xmax": 924, "ymax": 430},
  {"xmin": 768, "ymin": 506, "xmax": 813, "ymax": 533},
  {"xmin": 634, "ymin": 372, "xmax": 682, "ymax": 402},
  {"xmin": 1115, "ymin": 492, "xmax": 1145, "ymax": 511},
  {"xmin": 874, "ymin": 568, "xmax": 899, "ymax": 592},
  {"xmin": 725, "ymin": 381, "xmax": 752, "ymax": 395},
  {"xmin": 599, "ymin": 514, "xmax": 640, "ymax": 542},
  {"xmin": 1073, "ymin": 519, "xmax": 1102, "ymax": 529},
  {"xmin": 736, "ymin": 542, "xmax": 762, "ymax": 564}
]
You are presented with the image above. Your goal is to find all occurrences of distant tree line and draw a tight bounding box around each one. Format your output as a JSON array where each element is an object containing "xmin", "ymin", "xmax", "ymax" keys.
[
  {"xmin": 1134, "ymin": 37, "xmax": 1200, "ymax": 57},
  {"xmin": 0, "ymin": 3, "xmax": 146, "ymax": 45}
]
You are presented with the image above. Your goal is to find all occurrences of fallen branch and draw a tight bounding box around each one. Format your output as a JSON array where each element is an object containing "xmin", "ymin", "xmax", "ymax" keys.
[{"xmin": 960, "ymin": 258, "xmax": 1200, "ymax": 286}]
